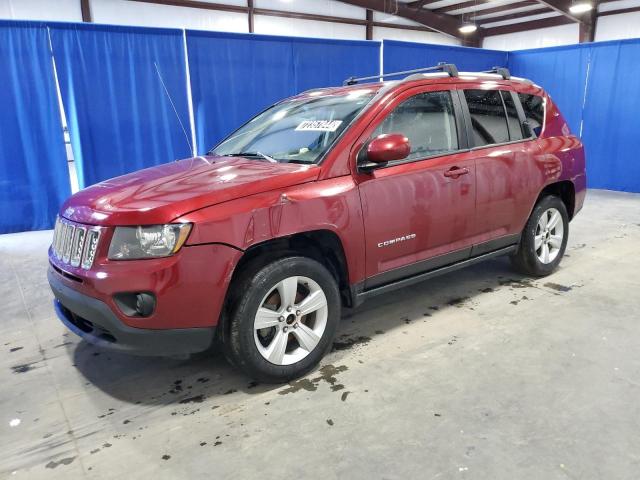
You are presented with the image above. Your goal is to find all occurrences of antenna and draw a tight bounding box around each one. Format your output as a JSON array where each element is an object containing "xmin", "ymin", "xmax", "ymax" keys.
[{"xmin": 154, "ymin": 62, "xmax": 193, "ymax": 156}]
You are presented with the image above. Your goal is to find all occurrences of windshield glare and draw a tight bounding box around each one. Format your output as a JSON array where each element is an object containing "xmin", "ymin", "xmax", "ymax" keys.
[{"xmin": 212, "ymin": 90, "xmax": 375, "ymax": 164}]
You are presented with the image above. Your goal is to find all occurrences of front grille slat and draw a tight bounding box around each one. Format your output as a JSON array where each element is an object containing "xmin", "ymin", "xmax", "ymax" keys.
[
  {"xmin": 62, "ymin": 224, "xmax": 75, "ymax": 264},
  {"xmin": 57, "ymin": 223, "xmax": 68, "ymax": 260},
  {"xmin": 52, "ymin": 218, "xmax": 101, "ymax": 270},
  {"xmin": 54, "ymin": 222, "xmax": 65, "ymax": 259},
  {"xmin": 52, "ymin": 217, "xmax": 60, "ymax": 255},
  {"xmin": 70, "ymin": 227, "xmax": 86, "ymax": 267},
  {"xmin": 81, "ymin": 229, "xmax": 100, "ymax": 270}
]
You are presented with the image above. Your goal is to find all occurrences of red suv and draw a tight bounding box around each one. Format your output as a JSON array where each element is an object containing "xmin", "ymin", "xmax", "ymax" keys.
[{"xmin": 48, "ymin": 64, "xmax": 586, "ymax": 382}]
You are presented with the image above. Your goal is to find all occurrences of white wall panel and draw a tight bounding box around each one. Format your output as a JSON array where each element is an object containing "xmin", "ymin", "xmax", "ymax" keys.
[
  {"xmin": 482, "ymin": 23, "xmax": 579, "ymax": 50},
  {"xmin": 255, "ymin": 0, "xmax": 366, "ymax": 19},
  {"xmin": 254, "ymin": 15, "xmax": 365, "ymax": 40},
  {"xmin": 90, "ymin": 0, "xmax": 248, "ymax": 32},
  {"xmin": 595, "ymin": 12, "xmax": 640, "ymax": 42},
  {"xmin": 0, "ymin": 0, "xmax": 82, "ymax": 22},
  {"xmin": 373, "ymin": 26, "xmax": 460, "ymax": 45}
]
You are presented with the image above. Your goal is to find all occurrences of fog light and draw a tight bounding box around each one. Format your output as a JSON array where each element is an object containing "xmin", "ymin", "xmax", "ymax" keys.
[
  {"xmin": 113, "ymin": 292, "xmax": 156, "ymax": 318},
  {"xmin": 135, "ymin": 293, "xmax": 155, "ymax": 317}
]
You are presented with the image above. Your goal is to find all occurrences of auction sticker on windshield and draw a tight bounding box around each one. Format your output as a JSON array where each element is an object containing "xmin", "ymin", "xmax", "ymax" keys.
[{"xmin": 295, "ymin": 120, "xmax": 343, "ymax": 132}]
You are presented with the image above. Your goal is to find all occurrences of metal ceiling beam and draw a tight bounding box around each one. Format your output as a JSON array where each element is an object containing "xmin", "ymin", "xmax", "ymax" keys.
[
  {"xmin": 247, "ymin": 0, "xmax": 254, "ymax": 33},
  {"xmin": 432, "ymin": 0, "xmax": 587, "ymax": 24},
  {"xmin": 578, "ymin": 0, "xmax": 597, "ymax": 42},
  {"xmin": 433, "ymin": 0, "xmax": 487, "ymax": 14},
  {"xmin": 598, "ymin": 5, "xmax": 640, "ymax": 16},
  {"xmin": 335, "ymin": 0, "xmax": 464, "ymax": 38},
  {"xmin": 535, "ymin": 0, "xmax": 588, "ymax": 23},
  {"xmin": 463, "ymin": 1, "xmax": 542, "ymax": 17},
  {"xmin": 129, "ymin": 0, "xmax": 431, "ymax": 32},
  {"xmin": 408, "ymin": 0, "xmax": 432, "ymax": 8},
  {"xmin": 474, "ymin": 8, "xmax": 553, "ymax": 24},
  {"xmin": 80, "ymin": 0, "xmax": 92, "ymax": 22},
  {"xmin": 482, "ymin": 14, "xmax": 572, "ymax": 35}
]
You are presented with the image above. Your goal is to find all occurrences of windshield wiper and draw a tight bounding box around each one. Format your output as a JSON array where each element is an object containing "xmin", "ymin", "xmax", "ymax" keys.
[{"xmin": 220, "ymin": 151, "xmax": 278, "ymax": 163}]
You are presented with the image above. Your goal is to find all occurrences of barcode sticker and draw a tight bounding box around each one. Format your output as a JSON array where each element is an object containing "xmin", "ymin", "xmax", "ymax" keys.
[{"xmin": 295, "ymin": 120, "xmax": 343, "ymax": 132}]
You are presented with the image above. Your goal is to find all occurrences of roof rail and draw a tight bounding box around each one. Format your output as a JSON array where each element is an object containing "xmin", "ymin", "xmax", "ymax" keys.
[
  {"xmin": 483, "ymin": 66, "xmax": 511, "ymax": 80},
  {"xmin": 343, "ymin": 62, "xmax": 459, "ymax": 86}
]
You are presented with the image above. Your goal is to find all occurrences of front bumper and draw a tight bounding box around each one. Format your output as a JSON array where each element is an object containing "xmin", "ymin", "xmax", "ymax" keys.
[
  {"xmin": 49, "ymin": 268, "xmax": 215, "ymax": 356},
  {"xmin": 48, "ymin": 240, "xmax": 242, "ymax": 330}
]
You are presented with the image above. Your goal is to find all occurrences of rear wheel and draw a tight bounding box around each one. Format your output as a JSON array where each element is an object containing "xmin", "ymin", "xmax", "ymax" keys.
[
  {"xmin": 511, "ymin": 195, "xmax": 569, "ymax": 277},
  {"xmin": 227, "ymin": 256, "xmax": 340, "ymax": 383}
]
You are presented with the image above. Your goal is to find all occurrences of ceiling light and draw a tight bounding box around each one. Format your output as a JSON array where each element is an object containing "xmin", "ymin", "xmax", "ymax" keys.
[
  {"xmin": 569, "ymin": 2, "xmax": 593, "ymax": 13},
  {"xmin": 459, "ymin": 23, "xmax": 478, "ymax": 34}
]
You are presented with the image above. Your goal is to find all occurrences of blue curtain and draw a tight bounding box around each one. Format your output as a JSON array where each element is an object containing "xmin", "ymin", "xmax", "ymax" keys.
[
  {"xmin": 187, "ymin": 31, "xmax": 380, "ymax": 154},
  {"xmin": 0, "ymin": 21, "xmax": 70, "ymax": 234},
  {"xmin": 508, "ymin": 40, "xmax": 640, "ymax": 192},
  {"xmin": 383, "ymin": 39, "xmax": 508, "ymax": 74},
  {"xmin": 187, "ymin": 31, "xmax": 295, "ymax": 156},
  {"xmin": 49, "ymin": 23, "xmax": 193, "ymax": 188},
  {"xmin": 508, "ymin": 45, "xmax": 591, "ymax": 136},
  {"xmin": 581, "ymin": 40, "xmax": 640, "ymax": 192},
  {"xmin": 291, "ymin": 37, "xmax": 378, "ymax": 93}
]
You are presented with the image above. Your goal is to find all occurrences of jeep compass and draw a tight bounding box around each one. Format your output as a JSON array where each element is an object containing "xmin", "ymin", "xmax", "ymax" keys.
[{"xmin": 48, "ymin": 64, "xmax": 586, "ymax": 382}]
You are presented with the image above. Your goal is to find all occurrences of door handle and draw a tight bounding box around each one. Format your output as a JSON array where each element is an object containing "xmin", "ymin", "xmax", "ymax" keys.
[{"xmin": 444, "ymin": 167, "xmax": 470, "ymax": 178}]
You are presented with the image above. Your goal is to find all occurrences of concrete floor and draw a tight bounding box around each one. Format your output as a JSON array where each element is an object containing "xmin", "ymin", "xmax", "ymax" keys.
[{"xmin": 1, "ymin": 189, "xmax": 639, "ymax": 479}]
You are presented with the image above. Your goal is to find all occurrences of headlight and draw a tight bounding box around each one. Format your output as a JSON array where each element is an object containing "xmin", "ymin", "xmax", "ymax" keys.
[{"xmin": 108, "ymin": 224, "xmax": 192, "ymax": 260}]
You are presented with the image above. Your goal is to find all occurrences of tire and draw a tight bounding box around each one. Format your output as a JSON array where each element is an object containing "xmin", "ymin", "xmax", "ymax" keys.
[
  {"xmin": 226, "ymin": 256, "xmax": 341, "ymax": 383},
  {"xmin": 511, "ymin": 195, "xmax": 569, "ymax": 277}
]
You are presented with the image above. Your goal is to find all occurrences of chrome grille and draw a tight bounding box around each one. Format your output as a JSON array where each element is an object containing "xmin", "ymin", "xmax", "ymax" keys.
[{"xmin": 52, "ymin": 216, "xmax": 101, "ymax": 270}]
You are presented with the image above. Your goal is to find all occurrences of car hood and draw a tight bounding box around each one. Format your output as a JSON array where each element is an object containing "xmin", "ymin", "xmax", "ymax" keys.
[{"xmin": 60, "ymin": 156, "xmax": 320, "ymax": 226}]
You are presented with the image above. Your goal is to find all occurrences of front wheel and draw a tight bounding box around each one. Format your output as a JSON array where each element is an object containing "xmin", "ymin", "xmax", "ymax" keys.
[
  {"xmin": 227, "ymin": 256, "xmax": 341, "ymax": 383},
  {"xmin": 511, "ymin": 195, "xmax": 569, "ymax": 277}
]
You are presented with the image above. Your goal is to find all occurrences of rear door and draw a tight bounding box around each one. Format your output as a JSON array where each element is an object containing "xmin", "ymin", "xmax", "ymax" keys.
[
  {"xmin": 352, "ymin": 84, "xmax": 476, "ymax": 288},
  {"xmin": 461, "ymin": 87, "xmax": 542, "ymax": 252}
]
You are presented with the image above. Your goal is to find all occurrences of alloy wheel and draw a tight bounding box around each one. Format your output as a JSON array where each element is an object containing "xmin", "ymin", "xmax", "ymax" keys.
[
  {"xmin": 253, "ymin": 276, "xmax": 328, "ymax": 366},
  {"xmin": 535, "ymin": 207, "xmax": 564, "ymax": 264}
]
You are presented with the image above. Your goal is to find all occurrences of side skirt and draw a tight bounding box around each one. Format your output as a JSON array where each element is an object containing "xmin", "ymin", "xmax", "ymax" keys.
[{"xmin": 351, "ymin": 244, "xmax": 517, "ymax": 307}]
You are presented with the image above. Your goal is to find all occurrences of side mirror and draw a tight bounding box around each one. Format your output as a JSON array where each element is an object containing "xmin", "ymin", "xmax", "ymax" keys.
[{"xmin": 359, "ymin": 133, "xmax": 411, "ymax": 171}]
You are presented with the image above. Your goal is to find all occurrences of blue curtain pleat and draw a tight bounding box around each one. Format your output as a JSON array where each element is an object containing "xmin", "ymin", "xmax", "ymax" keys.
[
  {"xmin": 186, "ymin": 31, "xmax": 380, "ymax": 154},
  {"xmin": 0, "ymin": 21, "xmax": 70, "ymax": 234},
  {"xmin": 49, "ymin": 23, "xmax": 193, "ymax": 188},
  {"xmin": 383, "ymin": 39, "xmax": 508, "ymax": 74}
]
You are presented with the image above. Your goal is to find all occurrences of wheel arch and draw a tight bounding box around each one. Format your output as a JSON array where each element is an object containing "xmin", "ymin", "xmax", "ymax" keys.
[
  {"xmin": 217, "ymin": 230, "xmax": 352, "ymax": 345},
  {"xmin": 536, "ymin": 180, "xmax": 576, "ymax": 220}
]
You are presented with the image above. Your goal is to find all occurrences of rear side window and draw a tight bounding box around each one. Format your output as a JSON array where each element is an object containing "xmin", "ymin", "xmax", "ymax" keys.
[
  {"xmin": 464, "ymin": 90, "xmax": 510, "ymax": 147},
  {"xmin": 502, "ymin": 92, "xmax": 524, "ymax": 141},
  {"xmin": 518, "ymin": 93, "xmax": 545, "ymax": 137},
  {"xmin": 373, "ymin": 91, "xmax": 459, "ymax": 162}
]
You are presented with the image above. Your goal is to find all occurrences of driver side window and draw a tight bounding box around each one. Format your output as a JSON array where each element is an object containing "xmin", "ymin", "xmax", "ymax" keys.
[{"xmin": 372, "ymin": 91, "xmax": 459, "ymax": 162}]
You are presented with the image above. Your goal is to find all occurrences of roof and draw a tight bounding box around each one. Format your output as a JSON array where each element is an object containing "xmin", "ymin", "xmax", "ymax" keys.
[{"xmin": 293, "ymin": 71, "xmax": 535, "ymax": 101}]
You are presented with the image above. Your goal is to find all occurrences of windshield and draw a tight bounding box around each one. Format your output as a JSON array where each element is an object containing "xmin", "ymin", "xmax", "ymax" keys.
[{"xmin": 212, "ymin": 90, "xmax": 375, "ymax": 164}]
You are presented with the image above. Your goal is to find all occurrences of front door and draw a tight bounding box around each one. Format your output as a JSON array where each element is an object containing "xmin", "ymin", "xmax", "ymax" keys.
[{"xmin": 353, "ymin": 86, "xmax": 477, "ymax": 289}]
